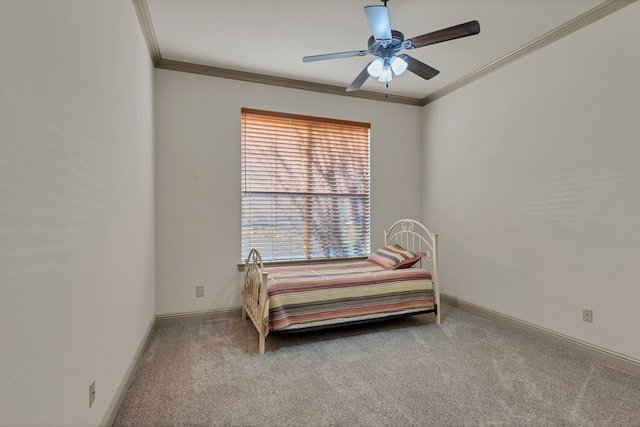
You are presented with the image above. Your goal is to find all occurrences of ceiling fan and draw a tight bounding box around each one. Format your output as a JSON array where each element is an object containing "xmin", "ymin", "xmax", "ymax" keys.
[{"xmin": 302, "ymin": 0, "xmax": 480, "ymax": 92}]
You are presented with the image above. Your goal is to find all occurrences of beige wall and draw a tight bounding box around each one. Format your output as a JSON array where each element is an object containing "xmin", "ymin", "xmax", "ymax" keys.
[
  {"xmin": 422, "ymin": 3, "xmax": 640, "ymax": 361},
  {"xmin": 0, "ymin": 1, "xmax": 155, "ymax": 425},
  {"xmin": 154, "ymin": 69, "xmax": 424, "ymax": 315}
]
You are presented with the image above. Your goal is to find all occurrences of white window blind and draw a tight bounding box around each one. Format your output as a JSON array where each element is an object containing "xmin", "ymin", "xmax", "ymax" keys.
[{"xmin": 241, "ymin": 108, "xmax": 371, "ymax": 261}]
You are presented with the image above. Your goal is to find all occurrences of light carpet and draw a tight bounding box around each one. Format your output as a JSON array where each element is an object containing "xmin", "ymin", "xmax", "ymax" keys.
[{"xmin": 113, "ymin": 306, "xmax": 640, "ymax": 426}]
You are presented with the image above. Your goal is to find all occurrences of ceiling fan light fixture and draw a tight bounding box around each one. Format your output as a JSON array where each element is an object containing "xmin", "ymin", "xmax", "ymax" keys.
[
  {"xmin": 367, "ymin": 58, "xmax": 384, "ymax": 77},
  {"xmin": 389, "ymin": 56, "xmax": 408, "ymax": 75},
  {"xmin": 302, "ymin": 0, "xmax": 480, "ymax": 92},
  {"xmin": 378, "ymin": 65, "xmax": 392, "ymax": 83}
]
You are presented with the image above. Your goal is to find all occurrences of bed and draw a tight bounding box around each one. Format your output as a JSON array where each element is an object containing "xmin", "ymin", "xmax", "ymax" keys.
[{"xmin": 242, "ymin": 219, "xmax": 440, "ymax": 354}]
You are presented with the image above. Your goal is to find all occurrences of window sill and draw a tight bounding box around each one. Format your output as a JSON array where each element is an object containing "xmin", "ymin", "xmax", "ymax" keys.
[{"xmin": 237, "ymin": 255, "xmax": 368, "ymax": 271}]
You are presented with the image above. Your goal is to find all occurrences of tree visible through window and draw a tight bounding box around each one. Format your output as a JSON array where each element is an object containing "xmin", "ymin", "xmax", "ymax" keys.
[{"xmin": 241, "ymin": 108, "xmax": 370, "ymax": 261}]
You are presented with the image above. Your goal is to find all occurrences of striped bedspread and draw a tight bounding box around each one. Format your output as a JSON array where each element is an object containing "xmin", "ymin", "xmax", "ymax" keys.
[{"xmin": 263, "ymin": 260, "xmax": 434, "ymax": 333}]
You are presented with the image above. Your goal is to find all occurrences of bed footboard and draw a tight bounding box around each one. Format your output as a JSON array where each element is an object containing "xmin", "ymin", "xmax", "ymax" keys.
[{"xmin": 242, "ymin": 249, "xmax": 269, "ymax": 354}]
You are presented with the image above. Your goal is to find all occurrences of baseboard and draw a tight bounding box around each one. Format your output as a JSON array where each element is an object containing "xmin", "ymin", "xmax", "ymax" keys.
[
  {"xmin": 155, "ymin": 307, "xmax": 242, "ymax": 327},
  {"xmin": 102, "ymin": 315, "xmax": 156, "ymax": 427},
  {"xmin": 441, "ymin": 294, "xmax": 640, "ymax": 377}
]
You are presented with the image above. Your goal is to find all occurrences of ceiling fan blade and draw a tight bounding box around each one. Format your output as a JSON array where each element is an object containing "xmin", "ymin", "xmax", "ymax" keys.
[
  {"xmin": 364, "ymin": 5, "xmax": 392, "ymax": 42},
  {"xmin": 407, "ymin": 20, "xmax": 480, "ymax": 49},
  {"xmin": 346, "ymin": 64, "xmax": 372, "ymax": 92},
  {"xmin": 398, "ymin": 54, "xmax": 439, "ymax": 80},
  {"xmin": 303, "ymin": 50, "xmax": 369, "ymax": 63}
]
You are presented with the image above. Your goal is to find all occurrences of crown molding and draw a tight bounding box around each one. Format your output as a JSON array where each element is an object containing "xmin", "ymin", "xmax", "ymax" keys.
[
  {"xmin": 420, "ymin": 0, "xmax": 636, "ymax": 106},
  {"xmin": 133, "ymin": 0, "xmax": 636, "ymax": 107},
  {"xmin": 132, "ymin": 0, "xmax": 160, "ymax": 66},
  {"xmin": 156, "ymin": 58, "xmax": 423, "ymax": 106}
]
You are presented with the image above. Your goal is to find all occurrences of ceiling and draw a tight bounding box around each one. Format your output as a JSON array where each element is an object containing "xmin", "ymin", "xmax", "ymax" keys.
[{"xmin": 140, "ymin": 0, "xmax": 614, "ymax": 104}]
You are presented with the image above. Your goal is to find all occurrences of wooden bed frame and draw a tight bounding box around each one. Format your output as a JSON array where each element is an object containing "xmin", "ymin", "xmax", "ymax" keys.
[{"xmin": 241, "ymin": 219, "xmax": 440, "ymax": 354}]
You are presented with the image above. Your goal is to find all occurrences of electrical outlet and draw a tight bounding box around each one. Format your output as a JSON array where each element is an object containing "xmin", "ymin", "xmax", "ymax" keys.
[
  {"xmin": 196, "ymin": 286, "xmax": 204, "ymax": 297},
  {"xmin": 89, "ymin": 380, "xmax": 95, "ymax": 407},
  {"xmin": 582, "ymin": 309, "xmax": 593, "ymax": 323}
]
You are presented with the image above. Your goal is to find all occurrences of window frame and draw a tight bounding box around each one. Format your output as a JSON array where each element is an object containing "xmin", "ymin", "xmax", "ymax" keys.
[{"xmin": 240, "ymin": 108, "xmax": 371, "ymax": 263}]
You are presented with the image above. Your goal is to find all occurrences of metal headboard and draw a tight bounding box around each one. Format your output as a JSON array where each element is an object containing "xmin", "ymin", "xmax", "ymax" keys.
[{"xmin": 384, "ymin": 218, "xmax": 436, "ymax": 263}]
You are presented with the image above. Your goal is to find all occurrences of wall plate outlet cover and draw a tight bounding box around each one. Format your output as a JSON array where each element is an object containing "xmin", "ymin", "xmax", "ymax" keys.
[
  {"xmin": 582, "ymin": 309, "xmax": 593, "ymax": 323},
  {"xmin": 89, "ymin": 380, "xmax": 96, "ymax": 407},
  {"xmin": 196, "ymin": 286, "xmax": 204, "ymax": 297}
]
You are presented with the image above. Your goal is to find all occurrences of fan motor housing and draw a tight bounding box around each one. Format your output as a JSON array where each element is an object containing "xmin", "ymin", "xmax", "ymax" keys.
[{"xmin": 368, "ymin": 30, "xmax": 404, "ymax": 53}]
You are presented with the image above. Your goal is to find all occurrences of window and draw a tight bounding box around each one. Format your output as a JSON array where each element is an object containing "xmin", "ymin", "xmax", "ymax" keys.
[{"xmin": 241, "ymin": 108, "xmax": 370, "ymax": 262}]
